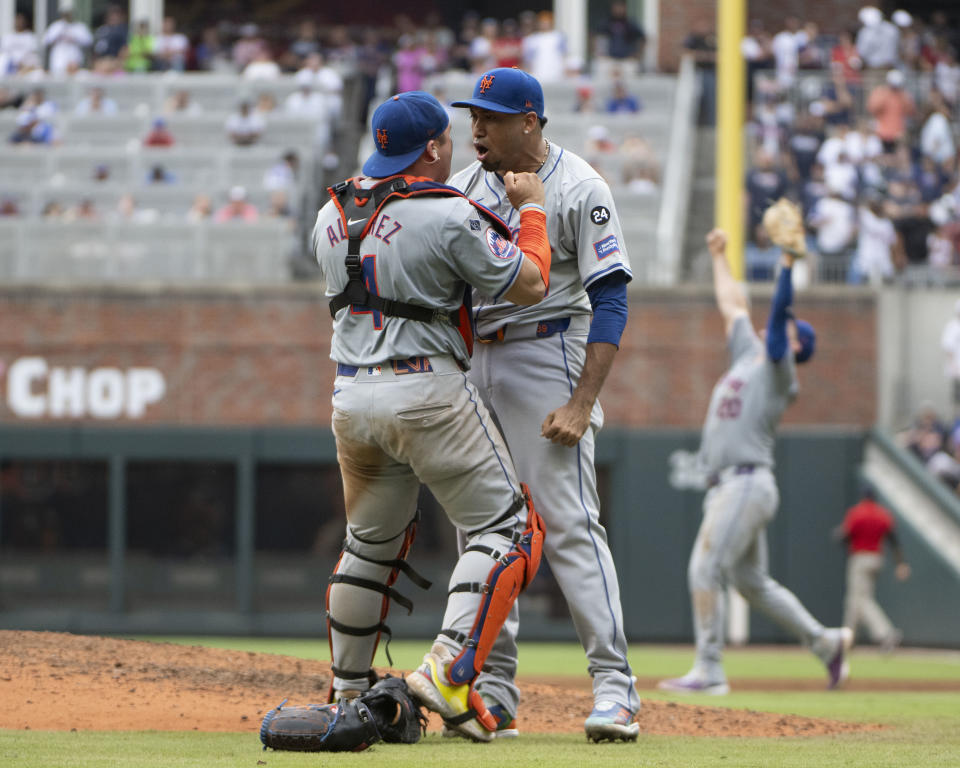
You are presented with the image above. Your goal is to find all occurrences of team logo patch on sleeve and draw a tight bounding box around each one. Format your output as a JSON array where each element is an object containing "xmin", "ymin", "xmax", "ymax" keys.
[
  {"xmin": 593, "ymin": 234, "xmax": 621, "ymax": 260},
  {"xmin": 469, "ymin": 219, "xmax": 481, "ymax": 231},
  {"xmin": 590, "ymin": 205, "xmax": 611, "ymax": 225},
  {"xmin": 486, "ymin": 228, "xmax": 517, "ymax": 259}
]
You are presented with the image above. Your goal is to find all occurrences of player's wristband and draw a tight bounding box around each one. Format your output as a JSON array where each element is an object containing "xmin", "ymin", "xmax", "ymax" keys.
[
  {"xmin": 517, "ymin": 207, "xmax": 551, "ymax": 291},
  {"xmin": 518, "ymin": 202, "xmax": 546, "ymax": 215}
]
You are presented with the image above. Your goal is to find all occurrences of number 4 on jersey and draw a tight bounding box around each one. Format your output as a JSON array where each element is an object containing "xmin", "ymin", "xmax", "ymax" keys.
[{"xmin": 350, "ymin": 255, "xmax": 383, "ymax": 329}]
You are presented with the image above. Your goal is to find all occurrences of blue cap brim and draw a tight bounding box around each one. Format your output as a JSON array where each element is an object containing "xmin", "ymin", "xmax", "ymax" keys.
[
  {"xmin": 450, "ymin": 97, "xmax": 526, "ymax": 114},
  {"xmin": 362, "ymin": 143, "xmax": 426, "ymax": 177}
]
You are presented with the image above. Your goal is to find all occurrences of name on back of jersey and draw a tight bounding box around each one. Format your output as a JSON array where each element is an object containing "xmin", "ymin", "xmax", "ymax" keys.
[{"xmin": 326, "ymin": 212, "xmax": 402, "ymax": 247}]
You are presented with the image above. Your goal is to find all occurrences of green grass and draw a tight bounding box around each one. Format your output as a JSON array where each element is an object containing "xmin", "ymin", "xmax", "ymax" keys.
[{"xmin": 2, "ymin": 637, "xmax": 959, "ymax": 767}]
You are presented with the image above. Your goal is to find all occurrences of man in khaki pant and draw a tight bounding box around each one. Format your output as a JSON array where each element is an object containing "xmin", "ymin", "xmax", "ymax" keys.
[{"xmin": 835, "ymin": 487, "xmax": 911, "ymax": 651}]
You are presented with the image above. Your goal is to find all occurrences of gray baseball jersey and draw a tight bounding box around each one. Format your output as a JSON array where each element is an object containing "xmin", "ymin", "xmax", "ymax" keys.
[
  {"xmin": 311, "ymin": 180, "xmax": 526, "ymax": 368},
  {"xmin": 698, "ymin": 315, "xmax": 798, "ymax": 474},
  {"xmin": 449, "ymin": 142, "xmax": 633, "ymax": 335},
  {"xmin": 449, "ymin": 143, "xmax": 638, "ymax": 717}
]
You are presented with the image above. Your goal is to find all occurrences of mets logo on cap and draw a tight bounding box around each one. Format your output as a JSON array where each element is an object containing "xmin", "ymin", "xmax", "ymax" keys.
[
  {"xmin": 479, "ymin": 74, "xmax": 495, "ymax": 93},
  {"xmin": 376, "ymin": 128, "xmax": 388, "ymax": 149}
]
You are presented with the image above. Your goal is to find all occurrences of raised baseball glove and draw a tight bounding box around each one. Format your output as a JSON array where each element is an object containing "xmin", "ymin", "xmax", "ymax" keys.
[
  {"xmin": 761, "ymin": 197, "xmax": 807, "ymax": 257},
  {"xmin": 260, "ymin": 675, "xmax": 427, "ymax": 752}
]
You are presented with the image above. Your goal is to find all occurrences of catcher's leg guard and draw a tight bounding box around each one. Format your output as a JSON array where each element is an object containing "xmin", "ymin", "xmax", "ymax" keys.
[
  {"xmin": 442, "ymin": 484, "xmax": 543, "ymax": 686},
  {"xmin": 326, "ymin": 514, "xmax": 431, "ymax": 698}
]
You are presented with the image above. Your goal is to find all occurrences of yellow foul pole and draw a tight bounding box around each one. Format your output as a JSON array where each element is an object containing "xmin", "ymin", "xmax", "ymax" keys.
[{"xmin": 715, "ymin": 0, "xmax": 747, "ymax": 279}]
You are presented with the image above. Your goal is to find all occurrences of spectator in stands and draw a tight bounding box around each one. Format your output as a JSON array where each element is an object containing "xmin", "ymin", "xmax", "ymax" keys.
[
  {"xmin": 92, "ymin": 5, "xmax": 126, "ymax": 63},
  {"xmin": 920, "ymin": 90, "xmax": 956, "ymax": 169},
  {"xmin": 0, "ymin": 196, "xmax": 19, "ymax": 217},
  {"xmin": 893, "ymin": 10, "xmax": 921, "ymax": 71},
  {"xmin": 492, "ymin": 18, "xmax": 522, "ymax": 69},
  {"xmin": 0, "ymin": 86, "xmax": 26, "ymax": 111},
  {"xmin": 573, "ymin": 84, "xmax": 597, "ymax": 113},
  {"xmin": 232, "ymin": 24, "xmax": 264, "ymax": 72},
  {"xmin": 265, "ymin": 189, "xmax": 293, "ymax": 220},
  {"xmin": 253, "ymin": 91, "xmax": 278, "ymax": 117},
  {"xmin": 286, "ymin": 19, "xmax": 320, "ymax": 70},
  {"xmin": 143, "ymin": 117, "xmax": 175, "ymax": 147},
  {"xmin": 594, "ymin": 0, "xmax": 646, "ymax": 76},
  {"xmin": 42, "ymin": 200, "xmax": 65, "ymax": 219},
  {"xmin": 153, "ymin": 16, "xmax": 189, "ymax": 72},
  {"xmin": 741, "ymin": 19, "xmax": 774, "ymax": 107},
  {"xmin": 43, "ymin": 6, "xmax": 92, "ymax": 76},
  {"xmin": 941, "ymin": 302, "xmax": 960, "ymax": 417},
  {"xmin": 605, "ymin": 78, "xmax": 641, "ymax": 114},
  {"xmin": 682, "ymin": 17, "xmax": 717, "ymax": 125},
  {"xmin": 146, "ymin": 163, "xmax": 176, "ymax": 184},
  {"xmin": 469, "ymin": 17, "xmax": 499, "ymax": 74},
  {"xmin": 74, "ymin": 86, "xmax": 118, "ymax": 115},
  {"xmin": 1, "ymin": 12, "xmax": 39, "ymax": 75},
  {"xmin": 772, "ymin": 17, "xmax": 807, "ymax": 90},
  {"xmin": 64, "ymin": 197, "xmax": 100, "ymax": 222},
  {"xmin": 830, "ymin": 29, "xmax": 863, "ymax": 88},
  {"xmin": 225, "ymin": 101, "xmax": 265, "ymax": 146},
  {"xmin": 818, "ymin": 64, "xmax": 854, "ymax": 126},
  {"xmin": 933, "ymin": 48, "xmax": 960, "ymax": 107},
  {"xmin": 92, "ymin": 163, "xmax": 110, "ymax": 182},
  {"xmin": 263, "ymin": 150, "xmax": 299, "ymax": 192},
  {"xmin": 900, "ymin": 402, "xmax": 949, "ymax": 463},
  {"xmin": 284, "ymin": 82, "xmax": 326, "ymax": 118},
  {"xmin": 214, "ymin": 186, "xmax": 258, "ymax": 222},
  {"xmin": 8, "ymin": 109, "xmax": 55, "ymax": 145},
  {"xmin": 243, "ymin": 45, "xmax": 282, "ymax": 80},
  {"xmin": 195, "ymin": 26, "xmax": 230, "ymax": 73},
  {"xmin": 856, "ymin": 6, "xmax": 898, "ymax": 70},
  {"xmin": 787, "ymin": 110, "xmax": 825, "ymax": 185},
  {"xmin": 122, "ymin": 19, "xmax": 154, "ymax": 73},
  {"xmin": 851, "ymin": 192, "xmax": 898, "ymax": 284},
  {"xmin": 808, "ymin": 182, "xmax": 857, "ymax": 272},
  {"xmin": 295, "ymin": 53, "xmax": 344, "ymax": 117},
  {"xmin": 800, "ymin": 161, "xmax": 828, "ymax": 220},
  {"xmin": 163, "ymin": 89, "xmax": 203, "ymax": 116},
  {"xmin": 886, "ymin": 176, "xmax": 932, "ymax": 264},
  {"xmin": 393, "ymin": 33, "xmax": 431, "ymax": 93},
  {"xmin": 868, "ymin": 69, "xmax": 916, "ymax": 153},
  {"xmin": 745, "ymin": 147, "xmax": 789, "ymax": 240},
  {"xmin": 22, "ymin": 87, "xmax": 57, "ymax": 121},
  {"xmin": 745, "ymin": 222, "xmax": 781, "ymax": 280},
  {"xmin": 186, "ymin": 193, "xmax": 213, "ymax": 222},
  {"xmin": 522, "ymin": 10, "xmax": 568, "ymax": 83}
]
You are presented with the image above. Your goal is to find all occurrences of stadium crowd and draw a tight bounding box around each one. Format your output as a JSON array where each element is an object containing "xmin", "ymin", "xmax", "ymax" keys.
[
  {"xmin": 738, "ymin": 7, "xmax": 960, "ymax": 284},
  {"xmin": 0, "ymin": 4, "xmax": 653, "ymax": 242}
]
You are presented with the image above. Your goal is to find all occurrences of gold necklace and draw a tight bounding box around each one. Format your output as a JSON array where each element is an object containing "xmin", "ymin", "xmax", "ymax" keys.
[{"xmin": 539, "ymin": 138, "xmax": 550, "ymax": 169}]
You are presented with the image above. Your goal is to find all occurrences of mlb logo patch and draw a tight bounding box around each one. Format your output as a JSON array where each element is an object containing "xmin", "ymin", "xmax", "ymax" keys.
[
  {"xmin": 486, "ymin": 228, "xmax": 516, "ymax": 260},
  {"xmin": 469, "ymin": 219, "xmax": 481, "ymax": 231},
  {"xmin": 593, "ymin": 235, "xmax": 621, "ymax": 260}
]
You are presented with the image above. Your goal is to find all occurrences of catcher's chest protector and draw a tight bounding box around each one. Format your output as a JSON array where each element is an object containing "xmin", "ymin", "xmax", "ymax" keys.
[{"xmin": 327, "ymin": 175, "xmax": 514, "ymax": 357}]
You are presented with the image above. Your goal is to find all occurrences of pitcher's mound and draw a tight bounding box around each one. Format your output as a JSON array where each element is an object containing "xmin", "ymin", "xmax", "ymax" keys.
[{"xmin": 0, "ymin": 631, "xmax": 883, "ymax": 738}]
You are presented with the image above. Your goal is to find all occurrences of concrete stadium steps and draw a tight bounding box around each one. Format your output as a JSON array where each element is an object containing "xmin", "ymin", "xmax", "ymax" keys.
[{"xmin": 0, "ymin": 219, "xmax": 295, "ymax": 284}]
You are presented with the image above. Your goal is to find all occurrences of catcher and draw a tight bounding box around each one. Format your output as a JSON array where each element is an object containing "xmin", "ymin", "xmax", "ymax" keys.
[{"xmin": 658, "ymin": 199, "xmax": 853, "ymax": 695}]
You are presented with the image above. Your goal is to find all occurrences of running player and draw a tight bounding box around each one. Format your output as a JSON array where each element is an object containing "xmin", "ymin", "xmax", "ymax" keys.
[{"xmin": 658, "ymin": 228, "xmax": 852, "ymax": 695}]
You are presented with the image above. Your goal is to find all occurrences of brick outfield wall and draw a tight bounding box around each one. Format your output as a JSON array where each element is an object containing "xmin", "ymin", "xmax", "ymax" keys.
[
  {"xmin": 0, "ymin": 285, "xmax": 875, "ymax": 429},
  {"xmin": 658, "ymin": 0, "xmax": 864, "ymax": 72}
]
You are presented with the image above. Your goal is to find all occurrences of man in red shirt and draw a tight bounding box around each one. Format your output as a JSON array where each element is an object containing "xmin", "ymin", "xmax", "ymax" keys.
[{"xmin": 835, "ymin": 487, "xmax": 910, "ymax": 650}]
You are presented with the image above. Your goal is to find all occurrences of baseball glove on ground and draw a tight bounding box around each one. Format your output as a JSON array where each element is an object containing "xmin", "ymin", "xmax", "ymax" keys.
[
  {"xmin": 260, "ymin": 675, "xmax": 427, "ymax": 752},
  {"xmin": 762, "ymin": 197, "xmax": 807, "ymax": 257}
]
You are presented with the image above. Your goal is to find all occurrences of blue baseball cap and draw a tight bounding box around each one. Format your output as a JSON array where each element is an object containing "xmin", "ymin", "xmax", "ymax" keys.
[
  {"xmin": 451, "ymin": 67, "xmax": 546, "ymax": 122},
  {"xmin": 362, "ymin": 91, "xmax": 449, "ymax": 178},
  {"xmin": 795, "ymin": 319, "xmax": 816, "ymax": 364}
]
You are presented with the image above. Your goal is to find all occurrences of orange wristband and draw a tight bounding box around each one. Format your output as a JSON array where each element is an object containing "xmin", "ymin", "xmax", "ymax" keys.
[{"xmin": 517, "ymin": 207, "xmax": 551, "ymax": 291}]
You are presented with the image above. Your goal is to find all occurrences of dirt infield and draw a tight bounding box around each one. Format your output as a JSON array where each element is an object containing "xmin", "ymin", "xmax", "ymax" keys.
[{"xmin": 0, "ymin": 631, "xmax": 897, "ymax": 738}]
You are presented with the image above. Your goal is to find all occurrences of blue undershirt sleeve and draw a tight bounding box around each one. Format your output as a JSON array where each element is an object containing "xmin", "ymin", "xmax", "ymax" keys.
[
  {"xmin": 766, "ymin": 264, "xmax": 793, "ymax": 362},
  {"xmin": 586, "ymin": 271, "xmax": 628, "ymax": 347}
]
